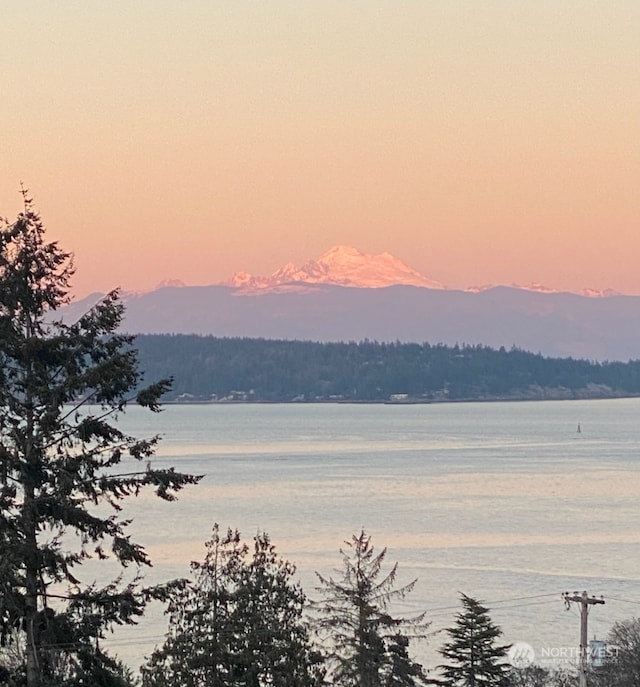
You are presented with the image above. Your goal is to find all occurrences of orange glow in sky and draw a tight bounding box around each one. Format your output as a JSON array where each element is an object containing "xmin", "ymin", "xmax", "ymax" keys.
[{"xmin": 2, "ymin": 2, "xmax": 639, "ymax": 297}]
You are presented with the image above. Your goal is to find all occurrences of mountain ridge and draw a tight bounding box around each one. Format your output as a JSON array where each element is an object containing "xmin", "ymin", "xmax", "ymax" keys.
[
  {"xmin": 61, "ymin": 282, "xmax": 640, "ymax": 362},
  {"xmin": 59, "ymin": 246, "xmax": 639, "ymax": 362}
]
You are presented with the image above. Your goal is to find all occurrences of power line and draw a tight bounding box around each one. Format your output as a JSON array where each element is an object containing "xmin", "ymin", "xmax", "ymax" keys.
[
  {"xmin": 487, "ymin": 592, "xmax": 559, "ymax": 605},
  {"xmin": 606, "ymin": 595, "xmax": 640, "ymax": 606},
  {"xmin": 424, "ymin": 592, "xmax": 558, "ymax": 615}
]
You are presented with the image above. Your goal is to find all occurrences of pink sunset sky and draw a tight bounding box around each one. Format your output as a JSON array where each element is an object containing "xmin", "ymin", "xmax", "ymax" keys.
[{"xmin": 1, "ymin": 1, "xmax": 638, "ymax": 298}]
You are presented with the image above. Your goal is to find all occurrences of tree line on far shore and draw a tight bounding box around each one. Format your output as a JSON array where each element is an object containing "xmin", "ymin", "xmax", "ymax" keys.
[{"xmin": 133, "ymin": 334, "xmax": 640, "ymax": 403}]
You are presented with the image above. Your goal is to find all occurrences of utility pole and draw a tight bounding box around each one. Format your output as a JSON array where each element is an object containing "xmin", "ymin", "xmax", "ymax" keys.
[{"xmin": 562, "ymin": 591, "xmax": 605, "ymax": 687}]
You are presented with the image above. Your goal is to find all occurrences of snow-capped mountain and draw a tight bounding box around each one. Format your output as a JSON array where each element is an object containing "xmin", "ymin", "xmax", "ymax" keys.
[
  {"xmin": 224, "ymin": 246, "xmax": 614, "ymax": 297},
  {"xmin": 466, "ymin": 282, "xmax": 560, "ymax": 295},
  {"xmin": 226, "ymin": 245, "xmax": 444, "ymax": 291},
  {"xmin": 579, "ymin": 287, "xmax": 621, "ymax": 298},
  {"xmin": 466, "ymin": 283, "xmax": 622, "ymax": 298},
  {"xmin": 60, "ymin": 245, "xmax": 639, "ymax": 361},
  {"xmin": 62, "ymin": 256, "xmax": 640, "ymax": 361}
]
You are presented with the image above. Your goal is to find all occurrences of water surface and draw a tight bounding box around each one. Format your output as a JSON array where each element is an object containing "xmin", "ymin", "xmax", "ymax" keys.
[{"xmin": 103, "ymin": 399, "xmax": 640, "ymax": 668}]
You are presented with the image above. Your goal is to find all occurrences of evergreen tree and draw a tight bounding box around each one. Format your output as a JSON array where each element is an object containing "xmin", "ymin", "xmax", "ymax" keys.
[
  {"xmin": 141, "ymin": 524, "xmax": 324, "ymax": 687},
  {"xmin": 313, "ymin": 530, "xmax": 431, "ymax": 687},
  {"xmin": 589, "ymin": 616, "xmax": 640, "ymax": 687},
  {"xmin": 436, "ymin": 594, "xmax": 511, "ymax": 687},
  {"xmin": 0, "ymin": 192, "xmax": 200, "ymax": 686}
]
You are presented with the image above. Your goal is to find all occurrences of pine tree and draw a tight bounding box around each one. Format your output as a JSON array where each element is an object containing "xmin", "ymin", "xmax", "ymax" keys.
[
  {"xmin": 141, "ymin": 524, "xmax": 324, "ymax": 687},
  {"xmin": 0, "ymin": 191, "xmax": 200, "ymax": 686},
  {"xmin": 313, "ymin": 529, "xmax": 431, "ymax": 687},
  {"xmin": 436, "ymin": 594, "xmax": 511, "ymax": 687}
]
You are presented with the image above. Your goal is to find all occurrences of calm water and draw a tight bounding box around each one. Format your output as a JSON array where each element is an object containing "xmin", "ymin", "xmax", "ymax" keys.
[{"xmin": 102, "ymin": 399, "xmax": 640, "ymax": 670}]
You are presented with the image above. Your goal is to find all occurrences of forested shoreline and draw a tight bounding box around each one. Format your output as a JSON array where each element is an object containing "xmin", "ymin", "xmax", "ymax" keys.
[{"xmin": 133, "ymin": 334, "xmax": 640, "ymax": 403}]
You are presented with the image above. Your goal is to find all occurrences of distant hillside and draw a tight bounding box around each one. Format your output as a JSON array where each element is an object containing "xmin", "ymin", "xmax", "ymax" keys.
[
  {"xmin": 65, "ymin": 284, "xmax": 640, "ymax": 362},
  {"xmin": 133, "ymin": 335, "xmax": 640, "ymax": 403}
]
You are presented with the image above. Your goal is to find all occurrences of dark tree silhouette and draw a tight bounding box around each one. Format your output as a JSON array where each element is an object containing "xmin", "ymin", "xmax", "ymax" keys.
[
  {"xmin": 436, "ymin": 594, "xmax": 511, "ymax": 687},
  {"xmin": 313, "ymin": 530, "xmax": 431, "ymax": 687},
  {"xmin": 0, "ymin": 191, "xmax": 200, "ymax": 686},
  {"xmin": 131, "ymin": 334, "xmax": 640, "ymax": 404},
  {"xmin": 141, "ymin": 525, "xmax": 324, "ymax": 687}
]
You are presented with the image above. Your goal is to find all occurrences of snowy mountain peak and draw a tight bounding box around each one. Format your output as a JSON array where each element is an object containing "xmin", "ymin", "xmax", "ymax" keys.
[
  {"xmin": 224, "ymin": 247, "xmax": 622, "ymax": 297},
  {"xmin": 580, "ymin": 287, "xmax": 621, "ymax": 298},
  {"xmin": 319, "ymin": 245, "xmax": 366, "ymax": 262},
  {"xmin": 226, "ymin": 245, "xmax": 444, "ymax": 291},
  {"xmin": 465, "ymin": 283, "xmax": 622, "ymax": 298}
]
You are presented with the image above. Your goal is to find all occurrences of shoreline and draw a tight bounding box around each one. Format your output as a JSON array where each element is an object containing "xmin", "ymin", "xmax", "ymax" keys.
[{"xmin": 162, "ymin": 392, "xmax": 640, "ymax": 406}]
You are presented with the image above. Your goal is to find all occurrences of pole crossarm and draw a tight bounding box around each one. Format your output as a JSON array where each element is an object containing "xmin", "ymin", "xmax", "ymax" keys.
[{"xmin": 561, "ymin": 591, "xmax": 605, "ymax": 687}]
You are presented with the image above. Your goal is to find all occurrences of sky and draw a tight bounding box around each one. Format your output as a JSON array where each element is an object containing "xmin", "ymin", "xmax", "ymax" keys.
[{"xmin": 1, "ymin": 1, "xmax": 639, "ymax": 298}]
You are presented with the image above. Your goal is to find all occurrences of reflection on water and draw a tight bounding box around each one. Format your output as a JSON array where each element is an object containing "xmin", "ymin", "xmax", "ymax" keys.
[{"xmin": 103, "ymin": 399, "xmax": 639, "ymax": 669}]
